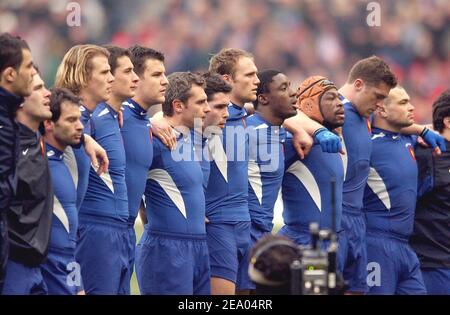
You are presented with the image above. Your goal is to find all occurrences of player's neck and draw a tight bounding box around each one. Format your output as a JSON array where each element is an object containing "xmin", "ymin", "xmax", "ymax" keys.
[
  {"xmin": 0, "ymin": 83, "xmax": 16, "ymax": 96},
  {"xmin": 79, "ymin": 91, "xmax": 98, "ymax": 112},
  {"xmin": 15, "ymin": 110, "xmax": 40, "ymax": 132},
  {"xmin": 338, "ymin": 84, "xmax": 354, "ymax": 102},
  {"xmin": 108, "ymin": 95, "xmax": 124, "ymax": 113},
  {"xmin": 44, "ymin": 135, "xmax": 67, "ymax": 152},
  {"xmin": 372, "ymin": 118, "xmax": 401, "ymax": 133},
  {"xmin": 230, "ymin": 95, "xmax": 245, "ymax": 108},
  {"xmin": 132, "ymin": 95, "xmax": 152, "ymax": 111},
  {"xmin": 442, "ymin": 128, "xmax": 450, "ymax": 142},
  {"xmin": 256, "ymin": 109, "xmax": 283, "ymax": 126},
  {"xmin": 165, "ymin": 115, "xmax": 183, "ymax": 131}
]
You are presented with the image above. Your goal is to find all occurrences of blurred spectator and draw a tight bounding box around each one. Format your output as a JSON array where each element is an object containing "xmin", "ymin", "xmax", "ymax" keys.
[{"xmin": 0, "ymin": 0, "xmax": 448, "ymax": 123}]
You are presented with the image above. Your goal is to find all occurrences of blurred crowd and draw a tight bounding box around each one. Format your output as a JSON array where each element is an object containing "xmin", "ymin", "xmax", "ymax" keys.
[{"xmin": 1, "ymin": 0, "xmax": 449, "ymax": 123}]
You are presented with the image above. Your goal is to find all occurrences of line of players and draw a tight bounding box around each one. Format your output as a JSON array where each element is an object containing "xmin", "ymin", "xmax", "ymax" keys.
[{"xmin": 0, "ymin": 32, "xmax": 447, "ymax": 295}]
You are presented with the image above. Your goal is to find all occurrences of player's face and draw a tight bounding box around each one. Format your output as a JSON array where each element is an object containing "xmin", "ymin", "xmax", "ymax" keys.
[
  {"xmin": 266, "ymin": 73, "xmax": 297, "ymax": 122},
  {"xmin": 204, "ymin": 92, "xmax": 230, "ymax": 132},
  {"xmin": 22, "ymin": 73, "xmax": 52, "ymax": 121},
  {"xmin": 84, "ymin": 55, "xmax": 114, "ymax": 104},
  {"xmin": 384, "ymin": 87, "xmax": 415, "ymax": 129},
  {"xmin": 10, "ymin": 49, "xmax": 37, "ymax": 97},
  {"xmin": 229, "ymin": 57, "xmax": 260, "ymax": 104},
  {"xmin": 52, "ymin": 101, "xmax": 84, "ymax": 146},
  {"xmin": 111, "ymin": 56, "xmax": 139, "ymax": 101},
  {"xmin": 182, "ymin": 84, "xmax": 210, "ymax": 129},
  {"xmin": 139, "ymin": 58, "xmax": 168, "ymax": 106},
  {"xmin": 320, "ymin": 88, "xmax": 345, "ymax": 129},
  {"xmin": 354, "ymin": 80, "xmax": 390, "ymax": 118}
]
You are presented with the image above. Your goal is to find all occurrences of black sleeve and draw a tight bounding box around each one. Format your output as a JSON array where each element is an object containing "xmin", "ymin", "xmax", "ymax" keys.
[
  {"xmin": 414, "ymin": 146, "xmax": 434, "ymax": 198},
  {"xmin": 0, "ymin": 114, "xmax": 18, "ymax": 211}
]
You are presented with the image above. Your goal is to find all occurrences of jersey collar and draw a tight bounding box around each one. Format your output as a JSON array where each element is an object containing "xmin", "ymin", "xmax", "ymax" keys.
[
  {"xmin": 45, "ymin": 142, "xmax": 64, "ymax": 160},
  {"xmin": 227, "ymin": 102, "xmax": 247, "ymax": 120},
  {"xmin": 123, "ymin": 98, "xmax": 148, "ymax": 118},
  {"xmin": 371, "ymin": 127, "xmax": 401, "ymax": 139},
  {"xmin": 251, "ymin": 112, "xmax": 286, "ymax": 139}
]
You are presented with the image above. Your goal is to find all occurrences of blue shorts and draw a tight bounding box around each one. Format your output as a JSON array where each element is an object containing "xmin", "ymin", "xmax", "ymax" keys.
[
  {"xmin": 76, "ymin": 215, "xmax": 130, "ymax": 295},
  {"xmin": 40, "ymin": 248, "xmax": 81, "ymax": 295},
  {"xmin": 338, "ymin": 212, "xmax": 368, "ymax": 293},
  {"xmin": 366, "ymin": 231, "xmax": 427, "ymax": 295},
  {"xmin": 237, "ymin": 223, "xmax": 269, "ymax": 290},
  {"xmin": 421, "ymin": 268, "xmax": 450, "ymax": 295},
  {"xmin": 206, "ymin": 221, "xmax": 251, "ymax": 285},
  {"xmin": 278, "ymin": 225, "xmax": 315, "ymax": 247},
  {"xmin": 136, "ymin": 228, "xmax": 210, "ymax": 295},
  {"xmin": 127, "ymin": 222, "xmax": 136, "ymax": 295},
  {"xmin": 1, "ymin": 259, "xmax": 47, "ymax": 295}
]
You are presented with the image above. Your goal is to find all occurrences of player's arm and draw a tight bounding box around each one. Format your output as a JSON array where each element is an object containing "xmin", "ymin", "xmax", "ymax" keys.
[
  {"xmin": 401, "ymin": 123, "xmax": 446, "ymax": 155},
  {"xmin": 83, "ymin": 134, "xmax": 109, "ymax": 175},
  {"xmin": 283, "ymin": 110, "xmax": 344, "ymax": 156},
  {"xmin": 150, "ymin": 111, "xmax": 177, "ymax": 150}
]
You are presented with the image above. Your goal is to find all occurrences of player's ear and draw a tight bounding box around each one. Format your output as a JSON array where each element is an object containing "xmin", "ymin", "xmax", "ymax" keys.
[
  {"xmin": 1, "ymin": 67, "xmax": 16, "ymax": 84},
  {"xmin": 443, "ymin": 117, "xmax": 450, "ymax": 129},
  {"xmin": 172, "ymin": 99, "xmax": 183, "ymax": 114},
  {"xmin": 258, "ymin": 94, "xmax": 268, "ymax": 106},
  {"xmin": 43, "ymin": 119, "xmax": 53, "ymax": 133},
  {"xmin": 222, "ymin": 74, "xmax": 233, "ymax": 85},
  {"xmin": 354, "ymin": 79, "xmax": 364, "ymax": 92}
]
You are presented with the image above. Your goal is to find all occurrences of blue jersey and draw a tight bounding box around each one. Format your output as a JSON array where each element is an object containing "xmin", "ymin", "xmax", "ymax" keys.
[
  {"xmin": 79, "ymin": 102, "xmax": 128, "ymax": 221},
  {"xmin": 282, "ymin": 133, "xmax": 344, "ymax": 231},
  {"xmin": 64, "ymin": 105, "xmax": 92, "ymax": 210},
  {"xmin": 340, "ymin": 96, "xmax": 372, "ymax": 214},
  {"xmin": 145, "ymin": 130, "xmax": 206, "ymax": 235},
  {"xmin": 121, "ymin": 99, "xmax": 153, "ymax": 224},
  {"xmin": 363, "ymin": 128, "xmax": 418, "ymax": 239},
  {"xmin": 246, "ymin": 113, "xmax": 285, "ymax": 233},
  {"xmin": 192, "ymin": 129, "xmax": 210, "ymax": 190},
  {"xmin": 204, "ymin": 103, "xmax": 250, "ymax": 222},
  {"xmin": 46, "ymin": 143, "xmax": 78, "ymax": 252}
]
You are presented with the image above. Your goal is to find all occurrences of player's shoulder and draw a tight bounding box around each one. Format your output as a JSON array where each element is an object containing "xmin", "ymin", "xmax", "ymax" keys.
[
  {"xmin": 245, "ymin": 114, "xmax": 259, "ymax": 125},
  {"xmin": 151, "ymin": 134, "xmax": 172, "ymax": 157},
  {"xmin": 92, "ymin": 102, "xmax": 112, "ymax": 122},
  {"xmin": 121, "ymin": 102, "xmax": 133, "ymax": 121}
]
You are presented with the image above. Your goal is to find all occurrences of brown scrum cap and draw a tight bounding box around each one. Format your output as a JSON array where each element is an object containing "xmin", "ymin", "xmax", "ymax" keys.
[{"xmin": 296, "ymin": 76, "xmax": 337, "ymax": 124}]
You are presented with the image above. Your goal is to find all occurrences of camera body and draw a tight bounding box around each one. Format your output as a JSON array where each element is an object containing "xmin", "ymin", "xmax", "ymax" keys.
[{"xmin": 290, "ymin": 224, "xmax": 346, "ymax": 295}]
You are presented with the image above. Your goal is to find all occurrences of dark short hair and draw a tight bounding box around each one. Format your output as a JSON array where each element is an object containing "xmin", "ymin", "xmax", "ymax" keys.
[
  {"xmin": 49, "ymin": 87, "xmax": 83, "ymax": 122},
  {"xmin": 347, "ymin": 55, "xmax": 397, "ymax": 88},
  {"xmin": 128, "ymin": 45, "xmax": 164, "ymax": 77},
  {"xmin": 432, "ymin": 89, "xmax": 450, "ymax": 133},
  {"xmin": 202, "ymin": 72, "xmax": 232, "ymax": 102},
  {"xmin": 253, "ymin": 69, "xmax": 282, "ymax": 109},
  {"xmin": 103, "ymin": 45, "xmax": 131, "ymax": 74},
  {"xmin": 163, "ymin": 72, "xmax": 205, "ymax": 117},
  {"xmin": 0, "ymin": 33, "xmax": 30, "ymax": 75}
]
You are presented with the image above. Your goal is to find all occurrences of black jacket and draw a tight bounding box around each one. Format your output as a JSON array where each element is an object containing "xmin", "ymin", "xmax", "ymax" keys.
[
  {"xmin": 0, "ymin": 86, "xmax": 23, "ymax": 287},
  {"xmin": 7, "ymin": 123, "xmax": 53, "ymax": 266},
  {"xmin": 411, "ymin": 141, "xmax": 450, "ymax": 269},
  {"xmin": 0, "ymin": 86, "xmax": 22, "ymax": 213}
]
